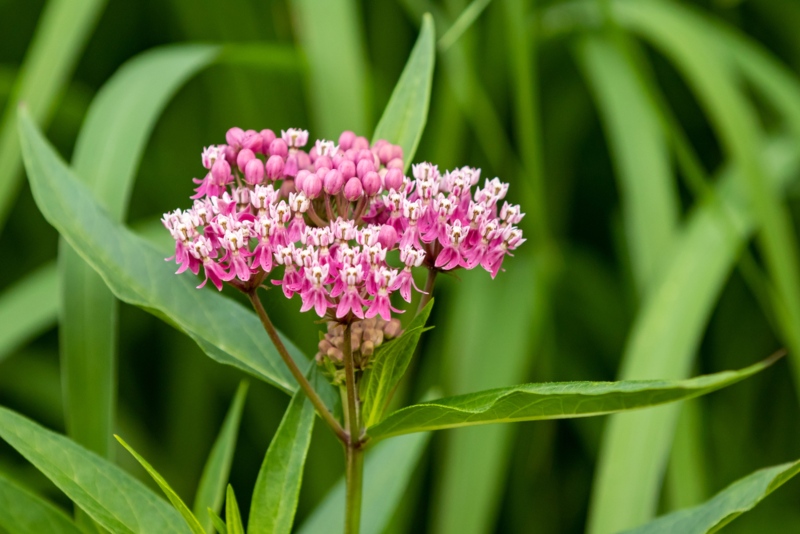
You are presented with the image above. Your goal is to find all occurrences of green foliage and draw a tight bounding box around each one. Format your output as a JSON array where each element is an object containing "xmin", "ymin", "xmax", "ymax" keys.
[
  {"xmin": 368, "ymin": 357, "xmax": 777, "ymax": 441},
  {"xmin": 0, "ymin": 264, "xmax": 57, "ymax": 363},
  {"xmin": 0, "ymin": 472, "xmax": 83, "ymax": 534},
  {"xmin": 225, "ymin": 485, "xmax": 245, "ymax": 534}
]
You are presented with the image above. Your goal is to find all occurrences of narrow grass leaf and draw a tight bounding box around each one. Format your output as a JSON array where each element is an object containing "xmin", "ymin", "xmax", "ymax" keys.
[
  {"xmin": 116, "ymin": 435, "xmax": 205, "ymax": 534},
  {"xmin": 0, "ymin": 406, "xmax": 187, "ymax": 533},
  {"xmin": 438, "ymin": 0, "xmax": 493, "ymax": 52},
  {"xmin": 0, "ymin": 263, "xmax": 57, "ymax": 363},
  {"xmin": 297, "ymin": 432, "xmax": 430, "ymax": 534},
  {"xmin": 0, "ymin": 472, "xmax": 83, "ymax": 534},
  {"xmin": 360, "ymin": 299, "xmax": 434, "ymax": 427},
  {"xmin": 224, "ymin": 486, "xmax": 244, "ymax": 534},
  {"xmin": 0, "ymin": 0, "xmax": 106, "ymax": 231},
  {"xmin": 248, "ymin": 388, "xmax": 315, "ymax": 534},
  {"xmin": 19, "ymin": 109, "xmax": 310, "ymax": 396},
  {"xmin": 624, "ymin": 460, "xmax": 800, "ymax": 534},
  {"xmin": 372, "ymin": 13, "xmax": 436, "ymax": 170},
  {"xmin": 193, "ymin": 381, "xmax": 249, "ymax": 533},
  {"xmin": 368, "ymin": 355, "xmax": 779, "ymax": 441},
  {"xmin": 208, "ymin": 509, "xmax": 227, "ymax": 534}
]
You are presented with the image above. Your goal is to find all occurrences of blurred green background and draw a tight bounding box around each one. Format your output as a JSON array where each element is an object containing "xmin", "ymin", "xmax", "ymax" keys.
[{"xmin": 3, "ymin": 0, "xmax": 800, "ymax": 532}]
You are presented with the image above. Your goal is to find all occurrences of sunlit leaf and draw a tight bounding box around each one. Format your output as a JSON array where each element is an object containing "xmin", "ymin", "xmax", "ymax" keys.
[
  {"xmin": 0, "ymin": 472, "xmax": 83, "ymax": 534},
  {"xmin": 225, "ymin": 486, "xmax": 245, "ymax": 534}
]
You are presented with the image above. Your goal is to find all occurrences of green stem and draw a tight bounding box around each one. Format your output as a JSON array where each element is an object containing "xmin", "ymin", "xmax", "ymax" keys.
[
  {"xmin": 247, "ymin": 290, "xmax": 347, "ymax": 442},
  {"xmin": 342, "ymin": 322, "xmax": 360, "ymax": 440},
  {"xmin": 345, "ymin": 445, "xmax": 364, "ymax": 534},
  {"xmin": 417, "ymin": 268, "xmax": 438, "ymax": 314}
]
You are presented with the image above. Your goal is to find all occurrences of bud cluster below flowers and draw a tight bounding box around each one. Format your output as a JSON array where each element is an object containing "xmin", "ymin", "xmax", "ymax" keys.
[{"xmin": 163, "ymin": 127, "xmax": 526, "ymax": 324}]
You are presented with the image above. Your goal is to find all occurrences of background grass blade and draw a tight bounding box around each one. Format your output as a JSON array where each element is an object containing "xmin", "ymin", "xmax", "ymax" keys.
[
  {"xmin": 0, "ymin": 0, "xmax": 106, "ymax": 232},
  {"xmin": 116, "ymin": 435, "xmax": 206, "ymax": 534},
  {"xmin": 297, "ymin": 432, "xmax": 430, "ymax": 534},
  {"xmin": 372, "ymin": 13, "xmax": 435, "ymax": 170},
  {"xmin": 0, "ymin": 472, "xmax": 84, "ymax": 534},
  {"xmin": 0, "ymin": 263, "xmax": 57, "ymax": 363},
  {"xmin": 291, "ymin": 0, "xmax": 370, "ymax": 137},
  {"xmin": 248, "ymin": 387, "xmax": 315, "ymax": 534},
  {"xmin": 0, "ymin": 406, "xmax": 187, "ymax": 533},
  {"xmin": 369, "ymin": 356, "xmax": 778, "ymax": 440},
  {"xmin": 225, "ymin": 485, "xmax": 244, "ymax": 534},
  {"xmin": 624, "ymin": 460, "xmax": 800, "ymax": 534},
  {"xmin": 438, "ymin": 0, "xmax": 493, "ymax": 52},
  {"xmin": 193, "ymin": 381, "xmax": 248, "ymax": 533}
]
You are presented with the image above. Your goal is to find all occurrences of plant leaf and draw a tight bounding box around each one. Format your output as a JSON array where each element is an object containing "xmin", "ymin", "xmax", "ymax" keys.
[
  {"xmin": 367, "ymin": 356, "xmax": 779, "ymax": 441},
  {"xmin": 360, "ymin": 299, "xmax": 434, "ymax": 427},
  {"xmin": 225, "ymin": 486, "xmax": 244, "ymax": 534},
  {"xmin": 18, "ymin": 109, "xmax": 311, "ymax": 395},
  {"xmin": 208, "ymin": 509, "xmax": 227, "ymax": 534},
  {"xmin": 297, "ymin": 432, "xmax": 430, "ymax": 534},
  {"xmin": 0, "ymin": 406, "xmax": 187, "ymax": 533},
  {"xmin": 116, "ymin": 435, "xmax": 205, "ymax": 534},
  {"xmin": 0, "ymin": 472, "xmax": 84, "ymax": 534},
  {"xmin": 623, "ymin": 460, "xmax": 800, "ymax": 534},
  {"xmin": 0, "ymin": 263, "xmax": 57, "ymax": 363},
  {"xmin": 248, "ymin": 388, "xmax": 315, "ymax": 534},
  {"xmin": 193, "ymin": 381, "xmax": 248, "ymax": 533},
  {"xmin": 372, "ymin": 13, "xmax": 436, "ymax": 170}
]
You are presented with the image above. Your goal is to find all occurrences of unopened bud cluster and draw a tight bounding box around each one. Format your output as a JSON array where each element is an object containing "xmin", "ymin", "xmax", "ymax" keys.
[
  {"xmin": 163, "ymin": 126, "xmax": 525, "ymax": 322},
  {"xmin": 316, "ymin": 317, "xmax": 403, "ymax": 383}
]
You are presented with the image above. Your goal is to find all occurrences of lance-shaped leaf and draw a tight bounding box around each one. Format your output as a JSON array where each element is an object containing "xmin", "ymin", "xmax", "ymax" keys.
[
  {"xmin": 367, "ymin": 356, "xmax": 779, "ymax": 441},
  {"xmin": 17, "ymin": 109, "xmax": 310, "ymax": 396},
  {"xmin": 116, "ymin": 436, "xmax": 205, "ymax": 534},
  {"xmin": 225, "ymin": 486, "xmax": 245, "ymax": 534},
  {"xmin": 372, "ymin": 13, "xmax": 435, "ymax": 170},
  {"xmin": 248, "ymin": 388, "xmax": 315, "ymax": 534},
  {"xmin": 624, "ymin": 460, "xmax": 800, "ymax": 534},
  {"xmin": 0, "ymin": 472, "xmax": 84, "ymax": 534},
  {"xmin": 0, "ymin": 406, "xmax": 187, "ymax": 533},
  {"xmin": 208, "ymin": 509, "xmax": 227, "ymax": 534},
  {"xmin": 360, "ymin": 299, "xmax": 434, "ymax": 427},
  {"xmin": 193, "ymin": 381, "xmax": 248, "ymax": 533}
]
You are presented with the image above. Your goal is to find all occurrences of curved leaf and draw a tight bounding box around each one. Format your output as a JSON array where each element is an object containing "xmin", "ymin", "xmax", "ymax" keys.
[
  {"xmin": 372, "ymin": 13, "xmax": 436, "ymax": 170},
  {"xmin": 18, "ymin": 109, "xmax": 306, "ymax": 394},
  {"xmin": 0, "ymin": 406, "xmax": 187, "ymax": 534},
  {"xmin": 248, "ymin": 388, "xmax": 315, "ymax": 534},
  {"xmin": 193, "ymin": 381, "xmax": 248, "ymax": 533},
  {"xmin": 0, "ymin": 472, "xmax": 83, "ymax": 534},
  {"xmin": 116, "ymin": 435, "xmax": 205, "ymax": 534},
  {"xmin": 624, "ymin": 460, "xmax": 800, "ymax": 534},
  {"xmin": 367, "ymin": 356, "xmax": 778, "ymax": 441}
]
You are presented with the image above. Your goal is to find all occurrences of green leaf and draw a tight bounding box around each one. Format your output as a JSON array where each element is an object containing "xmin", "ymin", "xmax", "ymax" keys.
[
  {"xmin": 0, "ymin": 0, "xmax": 106, "ymax": 231},
  {"xmin": 208, "ymin": 509, "xmax": 227, "ymax": 534},
  {"xmin": 360, "ymin": 299, "xmax": 434, "ymax": 427},
  {"xmin": 624, "ymin": 460, "xmax": 800, "ymax": 534},
  {"xmin": 0, "ymin": 472, "xmax": 84, "ymax": 534},
  {"xmin": 225, "ymin": 486, "xmax": 244, "ymax": 534},
  {"xmin": 367, "ymin": 356, "xmax": 779, "ymax": 441},
  {"xmin": 0, "ymin": 263, "xmax": 57, "ymax": 363},
  {"xmin": 18, "ymin": 109, "xmax": 307, "ymax": 395},
  {"xmin": 248, "ymin": 388, "xmax": 315, "ymax": 534},
  {"xmin": 292, "ymin": 0, "xmax": 370, "ymax": 136},
  {"xmin": 0, "ymin": 406, "xmax": 187, "ymax": 533},
  {"xmin": 297, "ymin": 432, "xmax": 430, "ymax": 534},
  {"xmin": 438, "ymin": 0, "xmax": 493, "ymax": 52},
  {"xmin": 193, "ymin": 381, "xmax": 248, "ymax": 533},
  {"xmin": 116, "ymin": 435, "xmax": 205, "ymax": 534},
  {"xmin": 372, "ymin": 13, "xmax": 436, "ymax": 170}
]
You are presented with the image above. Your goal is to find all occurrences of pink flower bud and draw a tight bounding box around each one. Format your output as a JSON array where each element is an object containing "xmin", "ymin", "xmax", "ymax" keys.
[
  {"xmin": 244, "ymin": 158, "xmax": 265, "ymax": 185},
  {"xmin": 386, "ymin": 158, "xmax": 404, "ymax": 170},
  {"xmin": 383, "ymin": 168, "xmax": 404, "ymax": 191},
  {"xmin": 324, "ymin": 169, "xmax": 345, "ymax": 195},
  {"xmin": 242, "ymin": 130, "xmax": 263, "ymax": 153},
  {"xmin": 339, "ymin": 130, "xmax": 356, "ymax": 150},
  {"xmin": 314, "ymin": 156, "xmax": 332, "ymax": 172},
  {"xmin": 280, "ymin": 178, "xmax": 296, "ymax": 198},
  {"xmin": 391, "ymin": 144, "xmax": 403, "ymax": 161},
  {"xmin": 344, "ymin": 149, "xmax": 358, "ymax": 161},
  {"xmin": 362, "ymin": 171, "xmax": 381, "ymax": 196},
  {"xmin": 211, "ymin": 158, "xmax": 231, "ymax": 185},
  {"xmin": 356, "ymin": 159, "xmax": 375, "ymax": 178},
  {"xmin": 260, "ymin": 129, "xmax": 276, "ymax": 152},
  {"xmin": 295, "ymin": 169, "xmax": 311, "ymax": 192},
  {"xmin": 226, "ymin": 127, "xmax": 245, "ymax": 148},
  {"xmin": 284, "ymin": 155, "xmax": 299, "ymax": 177},
  {"xmin": 296, "ymin": 151, "xmax": 311, "ymax": 170},
  {"xmin": 302, "ymin": 172, "xmax": 323, "ymax": 199},
  {"xmin": 352, "ymin": 136, "xmax": 369, "ymax": 151},
  {"xmin": 344, "ymin": 177, "xmax": 364, "ymax": 201},
  {"xmin": 378, "ymin": 224, "xmax": 398, "ymax": 249},
  {"xmin": 357, "ymin": 149, "xmax": 374, "ymax": 163},
  {"xmin": 269, "ymin": 138, "xmax": 288, "ymax": 159},
  {"xmin": 224, "ymin": 145, "xmax": 237, "ymax": 165},
  {"xmin": 338, "ymin": 159, "xmax": 356, "ymax": 180},
  {"xmin": 266, "ymin": 155, "xmax": 285, "ymax": 180},
  {"xmin": 236, "ymin": 148, "xmax": 255, "ymax": 173},
  {"xmin": 378, "ymin": 143, "xmax": 394, "ymax": 164}
]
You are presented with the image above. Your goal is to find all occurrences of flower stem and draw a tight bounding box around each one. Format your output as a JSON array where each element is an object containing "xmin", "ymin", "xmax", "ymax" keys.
[
  {"xmin": 345, "ymin": 444, "xmax": 364, "ymax": 534},
  {"xmin": 247, "ymin": 290, "xmax": 347, "ymax": 442},
  {"xmin": 417, "ymin": 268, "xmax": 438, "ymax": 314},
  {"xmin": 342, "ymin": 322, "xmax": 360, "ymax": 439}
]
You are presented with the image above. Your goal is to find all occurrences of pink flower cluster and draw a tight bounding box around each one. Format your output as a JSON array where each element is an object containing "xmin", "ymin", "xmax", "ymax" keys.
[{"xmin": 163, "ymin": 127, "xmax": 525, "ymax": 320}]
